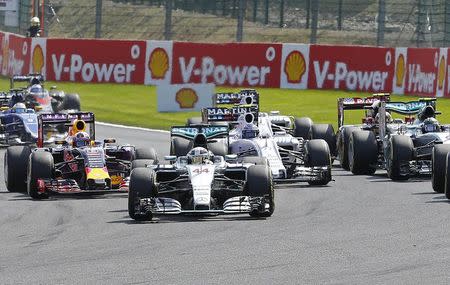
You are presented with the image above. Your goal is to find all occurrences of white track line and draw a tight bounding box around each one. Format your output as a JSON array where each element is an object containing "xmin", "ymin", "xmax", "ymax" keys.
[{"xmin": 97, "ymin": 121, "xmax": 169, "ymax": 133}]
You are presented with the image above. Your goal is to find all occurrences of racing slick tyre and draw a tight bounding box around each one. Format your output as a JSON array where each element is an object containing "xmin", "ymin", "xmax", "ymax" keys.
[
  {"xmin": 186, "ymin": 117, "xmax": 202, "ymax": 125},
  {"xmin": 61, "ymin": 93, "xmax": 81, "ymax": 111},
  {"xmin": 432, "ymin": 145, "xmax": 450, "ymax": 193},
  {"xmin": 4, "ymin": 145, "xmax": 31, "ymax": 192},
  {"xmin": 445, "ymin": 153, "xmax": 450, "ymax": 199},
  {"xmin": 242, "ymin": 156, "xmax": 269, "ymax": 166},
  {"xmin": 128, "ymin": 168, "xmax": 156, "ymax": 221},
  {"xmin": 131, "ymin": 159, "xmax": 155, "ymax": 170},
  {"xmin": 387, "ymin": 135, "xmax": 413, "ymax": 181},
  {"xmin": 348, "ymin": 130, "xmax": 378, "ymax": 175},
  {"xmin": 294, "ymin": 117, "xmax": 313, "ymax": 140},
  {"xmin": 170, "ymin": 137, "xmax": 191, "ymax": 157},
  {"xmin": 337, "ymin": 126, "xmax": 359, "ymax": 170},
  {"xmin": 207, "ymin": 141, "xmax": 228, "ymax": 156},
  {"xmin": 246, "ymin": 165, "xmax": 274, "ymax": 218},
  {"xmin": 135, "ymin": 147, "xmax": 158, "ymax": 163},
  {"xmin": 305, "ymin": 139, "xmax": 332, "ymax": 185},
  {"xmin": 310, "ymin": 124, "xmax": 336, "ymax": 156},
  {"xmin": 27, "ymin": 151, "xmax": 54, "ymax": 199}
]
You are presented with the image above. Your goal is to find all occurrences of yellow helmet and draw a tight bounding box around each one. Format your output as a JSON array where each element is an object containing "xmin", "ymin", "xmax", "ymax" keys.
[
  {"xmin": 31, "ymin": 17, "xmax": 40, "ymax": 27},
  {"xmin": 70, "ymin": 119, "xmax": 86, "ymax": 136}
]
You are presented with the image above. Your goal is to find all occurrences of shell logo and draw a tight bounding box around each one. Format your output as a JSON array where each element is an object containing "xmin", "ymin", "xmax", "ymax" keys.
[
  {"xmin": 148, "ymin": 47, "xmax": 169, "ymax": 79},
  {"xmin": 395, "ymin": 54, "xmax": 405, "ymax": 87},
  {"xmin": 176, "ymin": 88, "xmax": 198, "ymax": 109},
  {"xmin": 438, "ymin": 55, "xmax": 446, "ymax": 90},
  {"xmin": 284, "ymin": 50, "xmax": 306, "ymax": 84},
  {"xmin": 31, "ymin": 44, "xmax": 44, "ymax": 73}
]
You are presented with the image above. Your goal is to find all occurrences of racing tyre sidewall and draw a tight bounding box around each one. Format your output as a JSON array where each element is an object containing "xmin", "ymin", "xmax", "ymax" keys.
[
  {"xmin": 5, "ymin": 145, "xmax": 31, "ymax": 192},
  {"xmin": 27, "ymin": 151, "xmax": 53, "ymax": 199},
  {"xmin": 246, "ymin": 165, "xmax": 274, "ymax": 217},
  {"xmin": 128, "ymin": 168, "xmax": 156, "ymax": 221}
]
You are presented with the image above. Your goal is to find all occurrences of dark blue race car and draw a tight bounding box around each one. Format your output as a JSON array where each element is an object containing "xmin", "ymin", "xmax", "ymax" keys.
[{"xmin": 0, "ymin": 102, "xmax": 38, "ymax": 145}]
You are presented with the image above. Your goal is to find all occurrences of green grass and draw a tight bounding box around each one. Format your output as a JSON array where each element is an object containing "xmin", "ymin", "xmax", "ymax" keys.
[{"xmin": 2, "ymin": 77, "xmax": 450, "ymax": 130}]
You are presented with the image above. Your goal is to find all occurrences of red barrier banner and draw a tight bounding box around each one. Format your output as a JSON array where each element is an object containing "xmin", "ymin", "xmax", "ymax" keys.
[
  {"xmin": 1, "ymin": 33, "xmax": 30, "ymax": 76},
  {"xmin": 436, "ymin": 48, "xmax": 447, "ymax": 98},
  {"xmin": 46, "ymin": 39, "xmax": 146, "ymax": 84},
  {"xmin": 403, "ymin": 48, "xmax": 439, "ymax": 97},
  {"xmin": 171, "ymin": 42, "xmax": 282, "ymax": 88},
  {"xmin": 308, "ymin": 45, "xmax": 394, "ymax": 93}
]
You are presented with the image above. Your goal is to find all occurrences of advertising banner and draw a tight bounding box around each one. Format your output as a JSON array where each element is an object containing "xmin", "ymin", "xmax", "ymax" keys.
[
  {"xmin": 144, "ymin": 40, "xmax": 173, "ymax": 85},
  {"xmin": 46, "ymin": 38, "xmax": 146, "ymax": 84},
  {"xmin": 171, "ymin": 42, "xmax": 282, "ymax": 88},
  {"xmin": 157, "ymin": 83, "xmax": 215, "ymax": 112},
  {"xmin": 308, "ymin": 45, "xmax": 394, "ymax": 93},
  {"xmin": 403, "ymin": 48, "xmax": 439, "ymax": 97},
  {"xmin": 436, "ymin": 48, "xmax": 447, "ymax": 98},
  {"xmin": 280, "ymin": 43, "xmax": 310, "ymax": 90},
  {"xmin": 3, "ymin": 33, "xmax": 30, "ymax": 76}
]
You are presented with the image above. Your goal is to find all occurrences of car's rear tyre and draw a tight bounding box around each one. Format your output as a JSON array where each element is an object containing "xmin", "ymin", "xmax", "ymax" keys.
[
  {"xmin": 135, "ymin": 147, "xmax": 158, "ymax": 163},
  {"xmin": 170, "ymin": 137, "xmax": 191, "ymax": 157},
  {"xmin": 294, "ymin": 117, "xmax": 313, "ymax": 140},
  {"xmin": 305, "ymin": 139, "xmax": 332, "ymax": 185},
  {"xmin": 128, "ymin": 168, "xmax": 156, "ymax": 221},
  {"xmin": 432, "ymin": 145, "xmax": 450, "ymax": 193},
  {"xmin": 242, "ymin": 156, "xmax": 269, "ymax": 166},
  {"xmin": 387, "ymin": 135, "xmax": 413, "ymax": 181},
  {"xmin": 348, "ymin": 130, "xmax": 378, "ymax": 175},
  {"xmin": 186, "ymin": 117, "xmax": 202, "ymax": 125},
  {"xmin": 247, "ymin": 165, "xmax": 274, "ymax": 217},
  {"xmin": 310, "ymin": 124, "xmax": 336, "ymax": 156},
  {"xmin": 131, "ymin": 159, "xmax": 155, "ymax": 170},
  {"xmin": 27, "ymin": 151, "xmax": 53, "ymax": 199},
  {"xmin": 62, "ymin": 93, "xmax": 81, "ymax": 111},
  {"xmin": 4, "ymin": 146, "xmax": 31, "ymax": 192},
  {"xmin": 337, "ymin": 126, "xmax": 358, "ymax": 170}
]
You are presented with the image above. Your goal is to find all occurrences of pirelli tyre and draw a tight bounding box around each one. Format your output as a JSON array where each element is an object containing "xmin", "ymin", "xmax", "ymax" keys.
[
  {"xmin": 310, "ymin": 124, "xmax": 336, "ymax": 156},
  {"xmin": 27, "ymin": 151, "xmax": 53, "ymax": 199},
  {"xmin": 128, "ymin": 168, "xmax": 156, "ymax": 221},
  {"xmin": 305, "ymin": 139, "xmax": 332, "ymax": 185},
  {"xmin": 348, "ymin": 130, "xmax": 378, "ymax": 175},
  {"xmin": 131, "ymin": 159, "xmax": 155, "ymax": 170},
  {"xmin": 186, "ymin": 117, "xmax": 202, "ymax": 126},
  {"xmin": 432, "ymin": 145, "xmax": 450, "ymax": 193},
  {"xmin": 242, "ymin": 156, "xmax": 269, "ymax": 166},
  {"xmin": 294, "ymin": 117, "xmax": 313, "ymax": 140},
  {"xmin": 337, "ymin": 126, "xmax": 359, "ymax": 170},
  {"xmin": 4, "ymin": 145, "xmax": 31, "ymax": 192},
  {"xmin": 445, "ymin": 153, "xmax": 450, "ymax": 199},
  {"xmin": 61, "ymin": 93, "xmax": 81, "ymax": 112},
  {"xmin": 387, "ymin": 135, "xmax": 413, "ymax": 181},
  {"xmin": 170, "ymin": 137, "xmax": 191, "ymax": 157},
  {"xmin": 246, "ymin": 165, "xmax": 274, "ymax": 218},
  {"xmin": 135, "ymin": 147, "xmax": 158, "ymax": 163}
]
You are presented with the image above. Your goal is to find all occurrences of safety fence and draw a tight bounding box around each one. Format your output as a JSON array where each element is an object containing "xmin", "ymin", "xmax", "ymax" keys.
[{"xmin": 1, "ymin": 31, "xmax": 447, "ymax": 98}]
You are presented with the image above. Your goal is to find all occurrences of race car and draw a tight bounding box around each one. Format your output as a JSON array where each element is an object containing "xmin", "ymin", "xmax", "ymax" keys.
[
  {"xmin": 0, "ymin": 101, "xmax": 38, "ymax": 145},
  {"xmin": 10, "ymin": 74, "xmax": 81, "ymax": 113},
  {"xmin": 348, "ymin": 98, "xmax": 444, "ymax": 180},
  {"xmin": 335, "ymin": 93, "xmax": 391, "ymax": 170},
  {"xmin": 4, "ymin": 112, "xmax": 157, "ymax": 198},
  {"xmin": 129, "ymin": 141, "xmax": 274, "ymax": 221}
]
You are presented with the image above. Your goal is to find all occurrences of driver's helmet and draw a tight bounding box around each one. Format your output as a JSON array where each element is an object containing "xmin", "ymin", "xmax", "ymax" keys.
[
  {"xmin": 242, "ymin": 124, "xmax": 259, "ymax": 139},
  {"xmin": 422, "ymin": 117, "xmax": 440, "ymax": 133},
  {"xmin": 29, "ymin": 84, "xmax": 47, "ymax": 98},
  {"xmin": 187, "ymin": 147, "xmax": 211, "ymax": 165},
  {"xmin": 30, "ymin": 17, "xmax": 40, "ymax": 27},
  {"xmin": 72, "ymin": 131, "xmax": 91, "ymax": 147},
  {"xmin": 368, "ymin": 100, "xmax": 381, "ymax": 117},
  {"xmin": 11, "ymin": 102, "xmax": 26, "ymax": 113},
  {"xmin": 374, "ymin": 111, "xmax": 393, "ymax": 123}
]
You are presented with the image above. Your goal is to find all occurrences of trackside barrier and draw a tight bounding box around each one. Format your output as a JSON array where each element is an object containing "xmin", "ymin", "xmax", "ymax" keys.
[{"xmin": 0, "ymin": 31, "xmax": 448, "ymax": 97}]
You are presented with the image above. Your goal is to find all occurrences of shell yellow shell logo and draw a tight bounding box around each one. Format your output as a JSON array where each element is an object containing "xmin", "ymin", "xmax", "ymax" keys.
[
  {"xmin": 284, "ymin": 51, "xmax": 306, "ymax": 84},
  {"xmin": 176, "ymin": 88, "xmax": 198, "ymax": 109},
  {"xmin": 395, "ymin": 54, "xmax": 405, "ymax": 87},
  {"xmin": 438, "ymin": 55, "xmax": 446, "ymax": 90},
  {"xmin": 32, "ymin": 44, "xmax": 44, "ymax": 73},
  {"xmin": 148, "ymin": 47, "xmax": 169, "ymax": 79}
]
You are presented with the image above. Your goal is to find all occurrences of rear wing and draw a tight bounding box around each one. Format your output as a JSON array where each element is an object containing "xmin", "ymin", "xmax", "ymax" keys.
[
  {"xmin": 10, "ymin": 74, "xmax": 45, "ymax": 89},
  {"xmin": 337, "ymin": 93, "xmax": 390, "ymax": 128},
  {"xmin": 171, "ymin": 125, "xmax": 229, "ymax": 140},
  {"xmin": 214, "ymin": 89, "xmax": 259, "ymax": 106},
  {"xmin": 201, "ymin": 105, "xmax": 259, "ymax": 124},
  {"xmin": 37, "ymin": 112, "xmax": 95, "ymax": 147}
]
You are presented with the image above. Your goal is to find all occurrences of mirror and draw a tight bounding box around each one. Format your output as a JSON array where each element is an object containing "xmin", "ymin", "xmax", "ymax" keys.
[
  {"xmin": 225, "ymin": 154, "xmax": 237, "ymax": 161},
  {"xmin": 164, "ymin": 155, "xmax": 177, "ymax": 161}
]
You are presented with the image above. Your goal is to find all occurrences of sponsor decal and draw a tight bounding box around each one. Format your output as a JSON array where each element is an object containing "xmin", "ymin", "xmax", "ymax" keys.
[
  {"xmin": 395, "ymin": 54, "xmax": 405, "ymax": 88},
  {"xmin": 157, "ymin": 83, "xmax": 214, "ymax": 112},
  {"xmin": 175, "ymin": 88, "xmax": 198, "ymax": 108},
  {"xmin": 145, "ymin": 40, "xmax": 173, "ymax": 85},
  {"xmin": 404, "ymin": 48, "xmax": 438, "ymax": 97},
  {"xmin": 284, "ymin": 51, "xmax": 306, "ymax": 83},
  {"xmin": 280, "ymin": 44, "xmax": 310, "ymax": 89},
  {"xmin": 437, "ymin": 48, "xmax": 447, "ymax": 98},
  {"xmin": 148, "ymin": 47, "xmax": 169, "ymax": 79}
]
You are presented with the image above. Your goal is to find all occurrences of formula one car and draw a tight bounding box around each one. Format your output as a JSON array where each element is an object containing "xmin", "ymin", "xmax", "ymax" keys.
[
  {"xmin": 348, "ymin": 98, "xmax": 444, "ymax": 180},
  {"xmin": 0, "ymin": 101, "xmax": 38, "ymax": 145},
  {"xmin": 4, "ymin": 112, "xmax": 157, "ymax": 197},
  {"xmin": 129, "ymin": 138, "xmax": 274, "ymax": 221},
  {"xmin": 10, "ymin": 74, "xmax": 81, "ymax": 113}
]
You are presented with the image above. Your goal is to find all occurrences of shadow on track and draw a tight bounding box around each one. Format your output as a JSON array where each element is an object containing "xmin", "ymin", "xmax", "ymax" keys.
[{"xmin": 108, "ymin": 214, "xmax": 268, "ymax": 225}]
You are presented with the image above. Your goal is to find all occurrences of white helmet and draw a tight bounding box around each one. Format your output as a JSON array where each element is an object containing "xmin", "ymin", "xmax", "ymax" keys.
[
  {"xmin": 187, "ymin": 147, "xmax": 211, "ymax": 164},
  {"xmin": 242, "ymin": 123, "xmax": 259, "ymax": 139},
  {"xmin": 31, "ymin": 17, "xmax": 40, "ymax": 27},
  {"xmin": 72, "ymin": 131, "xmax": 91, "ymax": 147}
]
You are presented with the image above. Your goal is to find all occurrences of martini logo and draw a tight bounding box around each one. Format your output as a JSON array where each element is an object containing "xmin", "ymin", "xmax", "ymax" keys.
[
  {"xmin": 176, "ymin": 88, "xmax": 198, "ymax": 108},
  {"xmin": 148, "ymin": 47, "xmax": 169, "ymax": 79},
  {"xmin": 396, "ymin": 54, "xmax": 405, "ymax": 87},
  {"xmin": 32, "ymin": 44, "xmax": 44, "ymax": 73},
  {"xmin": 284, "ymin": 50, "xmax": 306, "ymax": 83},
  {"xmin": 438, "ymin": 55, "xmax": 446, "ymax": 90}
]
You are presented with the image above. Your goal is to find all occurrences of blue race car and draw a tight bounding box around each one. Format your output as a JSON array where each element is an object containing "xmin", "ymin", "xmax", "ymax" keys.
[{"xmin": 0, "ymin": 102, "xmax": 38, "ymax": 145}]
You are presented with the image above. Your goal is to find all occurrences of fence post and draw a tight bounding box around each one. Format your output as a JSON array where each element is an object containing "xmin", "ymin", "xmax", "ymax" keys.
[
  {"xmin": 264, "ymin": 0, "xmax": 268, "ymax": 24},
  {"xmin": 377, "ymin": 0, "xmax": 385, "ymax": 46},
  {"xmin": 95, "ymin": 0, "xmax": 102, "ymax": 38},
  {"xmin": 310, "ymin": 0, "xmax": 318, "ymax": 44},
  {"xmin": 236, "ymin": 0, "xmax": 245, "ymax": 42},
  {"xmin": 445, "ymin": 0, "xmax": 450, "ymax": 46},
  {"xmin": 337, "ymin": 0, "xmax": 342, "ymax": 30},
  {"xmin": 164, "ymin": 0, "xmax": 173, "ymax": 40},
  {"xmin": 252, "ymin": 0, "xmax": 257, "ymax": 22},
  {"xmin": 279, "ymin": 0, "xmax": 284, "ymax": 28},
  {"xmin": 306, "ymin": 0, "xmax": 310, "ymax": 28}
]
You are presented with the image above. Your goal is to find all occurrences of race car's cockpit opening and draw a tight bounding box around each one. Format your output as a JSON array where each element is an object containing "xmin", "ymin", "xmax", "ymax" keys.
[
  {"xmin": 73, "ymin": 131, "xmax": 91, "ymax": 147},
  {"xmin": 187, "ymin": 147, "xmax": 211, "ymax": 164},
  {"xmin": 422, "ymin": 117, "xmax": 440, "ymax": 133}
]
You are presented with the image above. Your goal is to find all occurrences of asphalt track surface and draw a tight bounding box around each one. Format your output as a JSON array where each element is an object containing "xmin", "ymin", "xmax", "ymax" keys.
[{"xmin": 1, "ymin": 124, "xmax": 450, "ymax": 284}]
